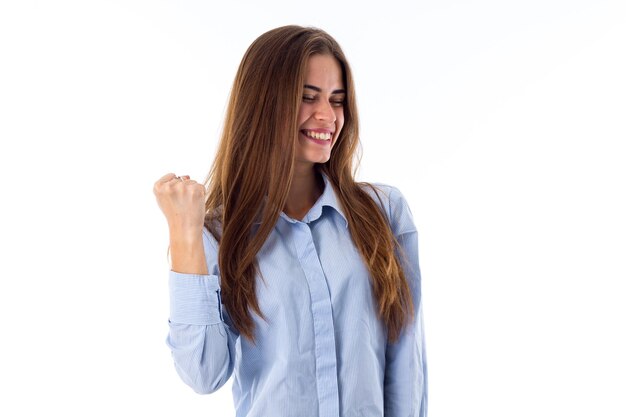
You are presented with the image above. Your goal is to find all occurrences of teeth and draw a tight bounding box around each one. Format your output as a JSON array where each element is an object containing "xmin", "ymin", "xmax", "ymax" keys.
[{"xmin": 304, "ymin": 130, "xmax": 332, "ymax": 140}]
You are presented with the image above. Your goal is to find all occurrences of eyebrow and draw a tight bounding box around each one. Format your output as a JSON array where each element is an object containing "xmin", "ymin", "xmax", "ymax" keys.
[{"xmin": 304, "ymin": 84, "xmax": 346, "ymax": 94}]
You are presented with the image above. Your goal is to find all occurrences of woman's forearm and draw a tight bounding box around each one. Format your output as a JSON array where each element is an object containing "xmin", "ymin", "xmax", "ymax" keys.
[{"xmin": 169, "ymin": 228, "xmax": 209, "ymax": 275}]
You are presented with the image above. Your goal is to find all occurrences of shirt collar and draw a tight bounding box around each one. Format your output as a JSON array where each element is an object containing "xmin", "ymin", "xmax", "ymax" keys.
[{"xmin": 255, "ymin": 171, "xmax": 349, "ymax": 228}]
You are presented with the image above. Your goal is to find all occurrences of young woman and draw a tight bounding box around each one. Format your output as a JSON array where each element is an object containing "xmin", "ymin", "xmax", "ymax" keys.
[{"xmin": 153, "ymin": 25, "xmax": 427, "ymax": 417}]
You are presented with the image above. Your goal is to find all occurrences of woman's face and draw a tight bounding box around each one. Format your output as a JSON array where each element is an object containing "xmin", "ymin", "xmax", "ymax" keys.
[{"xmin": 296, "ymin": 54, "xmax": 345, "ymax": 168}]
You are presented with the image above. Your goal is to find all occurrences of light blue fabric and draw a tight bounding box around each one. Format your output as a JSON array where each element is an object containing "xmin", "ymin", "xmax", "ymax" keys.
[{"xmin": 166, "ymin": 171, "xmax": 427, "ymax": 417}]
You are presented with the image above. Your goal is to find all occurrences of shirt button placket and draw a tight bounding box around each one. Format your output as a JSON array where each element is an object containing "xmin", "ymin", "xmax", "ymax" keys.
[{"xmin": 293, "ymin": 221, "xmax": 340, "ymax": 417}]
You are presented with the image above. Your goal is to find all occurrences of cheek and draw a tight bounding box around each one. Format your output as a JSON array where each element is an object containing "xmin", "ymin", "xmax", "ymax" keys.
[
  {"xmin": 297, "ymin": 105, "xmax": 314, "ymax": 127},
  {"xmin": 336, "ymin": 109, "xmax": 345, "ymax": 130}
]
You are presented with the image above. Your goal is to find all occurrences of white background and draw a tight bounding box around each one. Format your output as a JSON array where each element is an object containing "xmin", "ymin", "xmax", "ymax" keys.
[{"xmin": 1, "ymin": 0, "xmax": 624, "ymax": 415}]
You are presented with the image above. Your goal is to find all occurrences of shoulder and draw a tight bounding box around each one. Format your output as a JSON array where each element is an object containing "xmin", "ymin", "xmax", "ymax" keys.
[{"xmin": 358, "ymin": 181, "xmax": 417, "ymax": 236}]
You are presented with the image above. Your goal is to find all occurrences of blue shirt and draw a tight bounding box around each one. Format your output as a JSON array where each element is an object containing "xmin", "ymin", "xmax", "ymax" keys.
[{"xmin": 166, "ymin": 172, "xmax": 427, "ymax": 417}]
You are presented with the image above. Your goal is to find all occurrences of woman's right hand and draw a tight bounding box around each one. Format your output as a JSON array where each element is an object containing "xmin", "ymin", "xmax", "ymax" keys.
[{"xmin": 153, "ymin": 173, "xmax": 206, "ymax": 236}]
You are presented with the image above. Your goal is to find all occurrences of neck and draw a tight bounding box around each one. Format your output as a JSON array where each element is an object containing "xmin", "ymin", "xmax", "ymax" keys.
[{"xmin": 283, "ymin": 164, "xmax": 324, "ymax": 220}]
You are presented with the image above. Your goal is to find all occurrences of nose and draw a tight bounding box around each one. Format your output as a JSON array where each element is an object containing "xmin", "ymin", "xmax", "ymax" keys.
[{"xmin": 313, "ymin": 100, "xmax": 336, "ymax": 123}]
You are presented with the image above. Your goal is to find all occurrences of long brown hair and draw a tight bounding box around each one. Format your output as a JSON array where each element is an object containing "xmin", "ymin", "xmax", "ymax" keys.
[{"xmin": 203, "ymin": 25, "xmax": 414, "ymax": 344}]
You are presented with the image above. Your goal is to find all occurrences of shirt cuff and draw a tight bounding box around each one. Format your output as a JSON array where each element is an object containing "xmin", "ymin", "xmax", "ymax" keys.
[{"xmin": 169, "ymin": 270, "xmax": 223, "ymax": 325}]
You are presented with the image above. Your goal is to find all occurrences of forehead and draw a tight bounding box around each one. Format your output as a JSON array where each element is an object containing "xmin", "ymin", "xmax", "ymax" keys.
[{"xmin": 304, "ymin": 54, "xmax": 344, "ymax": 88}]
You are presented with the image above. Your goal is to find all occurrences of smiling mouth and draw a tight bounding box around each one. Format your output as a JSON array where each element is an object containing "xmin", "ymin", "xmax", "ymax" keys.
[{"xmin": 300, "ymin": 129, "xmax": 333, "ymax": 141}]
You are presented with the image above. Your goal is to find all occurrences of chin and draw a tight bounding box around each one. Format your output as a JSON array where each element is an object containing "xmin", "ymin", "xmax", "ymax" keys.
[{"xmin": 309, "ymin": 154, "xmax": 331, "ymax": 164}]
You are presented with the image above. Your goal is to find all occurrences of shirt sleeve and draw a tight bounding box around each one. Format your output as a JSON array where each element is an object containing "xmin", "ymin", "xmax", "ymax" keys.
[
  {"xmin": 384, "ymin": 187, "xmax": 428, "ymax": 416},
  {"xmin": 165, "ymin": 228, "xmax": 239, "ymax": 394}
]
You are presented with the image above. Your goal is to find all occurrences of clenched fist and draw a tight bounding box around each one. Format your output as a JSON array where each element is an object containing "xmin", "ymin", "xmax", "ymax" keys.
[
  {"xmin": 154, "ymin": 173, "xmax": 209, "ymax": 274},
  {"xmin": 153, "ymin": 173, "xmax": 206, "ymax": 236}
]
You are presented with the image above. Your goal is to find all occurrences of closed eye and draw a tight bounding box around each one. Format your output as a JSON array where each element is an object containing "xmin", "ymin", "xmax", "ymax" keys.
[{"xmin": 302, "ymin": 95, "xmax": 345, "ymax": 107}]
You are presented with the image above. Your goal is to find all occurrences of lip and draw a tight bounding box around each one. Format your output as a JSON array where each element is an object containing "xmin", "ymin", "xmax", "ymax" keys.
[
  {"xmin": 300, "ymin": 129, "xmax": 333, "ymax": 145},
  {"xmin": 301, "ymin": 128, "xmax": 334, "ymax": 134}
]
